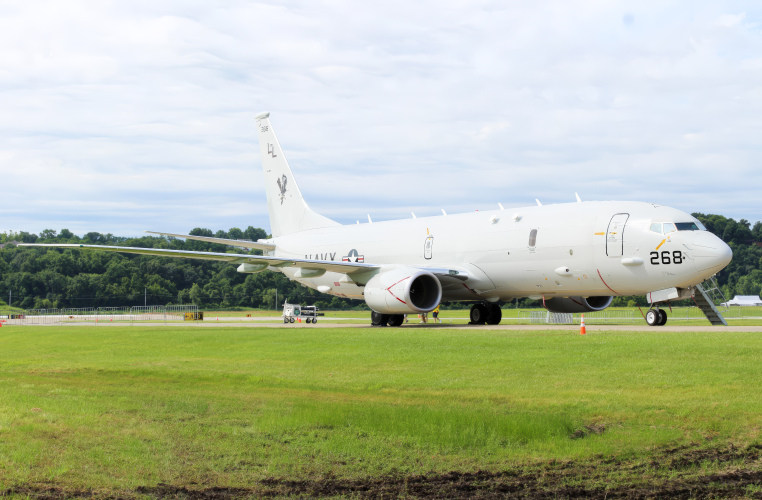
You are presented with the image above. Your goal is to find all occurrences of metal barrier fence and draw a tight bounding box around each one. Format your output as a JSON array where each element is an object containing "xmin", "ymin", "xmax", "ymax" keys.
[
  {"xmin": 520, "ymin": 310, "xmax": 637, "ymax": 325},
  {"xmin": 131, "ymin": 306, "xmax": 168, "ymax": 322},
  {"xmin": 0, "ymin": 305, "xmax": 198, "ymax": 326}
]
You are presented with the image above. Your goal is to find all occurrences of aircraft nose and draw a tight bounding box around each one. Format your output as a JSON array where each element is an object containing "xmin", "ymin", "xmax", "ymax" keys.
[{"xmin": 692, "ymin": 232, "xmax": 732, "ymax": 275}]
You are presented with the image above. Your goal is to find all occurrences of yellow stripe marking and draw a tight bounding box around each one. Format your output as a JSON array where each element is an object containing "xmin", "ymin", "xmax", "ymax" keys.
[
  {"xmin": 655, "ymin": 239, "xmax": 666, "ymax": 250},
  {"xmin": 594, "ymin": 232, "xmax": 604, "ymax": 235}
]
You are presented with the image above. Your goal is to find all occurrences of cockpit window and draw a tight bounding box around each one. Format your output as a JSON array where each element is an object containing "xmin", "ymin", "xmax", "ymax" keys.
[
  {"xmin": 652, "ymin": 221, "xmax": 705, "ymax": 233},
  {"xmin": 675, "ymin": 222, "xmax": 701, "ymax": 231}
]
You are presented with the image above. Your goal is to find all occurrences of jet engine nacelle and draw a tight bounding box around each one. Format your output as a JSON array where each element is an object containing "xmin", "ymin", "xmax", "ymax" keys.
[
  {"xmin": 544, "ymin": 296, "xmax": 613, "ymax": 313},
  {"xmin": 364, "ymin": 267, "xmax": 442, "ymax": 314}
]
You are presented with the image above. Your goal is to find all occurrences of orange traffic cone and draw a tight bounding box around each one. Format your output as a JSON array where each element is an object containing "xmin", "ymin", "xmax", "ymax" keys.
[
  {"xmin": 580, "ymin": 314, "xmax": 586, "ymax": 335},
  {"xmin": 298, "ymin": 317, "xmax": 301, "ymax": 323}
]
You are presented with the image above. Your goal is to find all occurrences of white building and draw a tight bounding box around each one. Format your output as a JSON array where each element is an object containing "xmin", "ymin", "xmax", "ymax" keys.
[{"xmin": 722, "ymin": 295, "xmax": 762, "ymax": 307}]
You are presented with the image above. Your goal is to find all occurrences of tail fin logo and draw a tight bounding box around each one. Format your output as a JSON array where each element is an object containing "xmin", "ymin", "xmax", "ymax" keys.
[{"xmin": 276, "ymin": 175, "xmax": 288, "ymax": 204}]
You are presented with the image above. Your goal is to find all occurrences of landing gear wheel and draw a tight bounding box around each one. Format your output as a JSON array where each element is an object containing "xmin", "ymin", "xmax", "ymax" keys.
[
  {"xmin": 289, "ymin": 317, "xmax": 295, "ymax": 323},
  {"xmin": 306, "ymin": 318, "xmax": 312, "ymax": 324},
  {"xmin": 312, "ymin": 318, "xmax": 317, "ymax": 324},
  {"xmin": 283, "ymin": 317, "xmax": 289, "ymax": 324},
  {"xmin": 486, "ymin": 304, "xmax": 502, "ymax": 325},
  {"xmin": 646, "ymin": 309, "xmax": 659, "ymax": 326},
  {"xmin": 657, "ymin": 309, "xmax": 668, "ymax": 326},
  {"xmin": 470, "ymin": 304, "xmax": 488, "ymax": 325},
  {"xmin": 371, "ymin": 311, "xmax": 390, "ymax": 326},
  {"xmin": 387, "ymin": 314, "xmax": 404, "ymax": 327}
]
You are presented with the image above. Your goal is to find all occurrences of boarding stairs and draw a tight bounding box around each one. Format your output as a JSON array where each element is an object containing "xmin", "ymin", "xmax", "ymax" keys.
[{"xmin": 692, "ymin": 276, "xmax": 728, "ymax": 326}]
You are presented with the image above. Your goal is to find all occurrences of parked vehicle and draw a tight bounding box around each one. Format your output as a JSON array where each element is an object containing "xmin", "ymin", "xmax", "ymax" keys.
[{"xmin": 282, "ymin": 301, "xmax": 324, "ymax": 324}]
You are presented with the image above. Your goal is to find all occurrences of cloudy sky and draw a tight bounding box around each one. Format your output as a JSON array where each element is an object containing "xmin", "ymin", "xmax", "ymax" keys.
[{"xmin": 1, "ymin": 1, "xmax": 761, "ymax": 238}]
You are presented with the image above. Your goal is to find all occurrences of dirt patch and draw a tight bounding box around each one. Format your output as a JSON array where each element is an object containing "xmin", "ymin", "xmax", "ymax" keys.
[
  {"xmin": 136, "ymin": 484, "xmax": 251, "ymax": 499},
  {"xmin": 255, "ymin": 467, "xmax": 762, "ymax": 499},
  {"xmin": 4, "ymin": 443, "xmax": 762, "ymax": 499},
  {"xmin": 0, "ymin": 485, "xmax": 128, "ymax": 500}
]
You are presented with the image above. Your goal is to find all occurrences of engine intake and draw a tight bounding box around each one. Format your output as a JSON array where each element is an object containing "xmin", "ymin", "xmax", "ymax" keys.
[
  {"xmin": 544, "ymin": 296, "xmax": 613, "ymax": 313},
  {"xmin": 364, "ymin": 267, "xmax": 442, "ymax": 314}
]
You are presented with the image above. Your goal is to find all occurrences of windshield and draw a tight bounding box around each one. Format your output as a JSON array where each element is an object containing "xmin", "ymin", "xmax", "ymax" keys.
[
  {"xmin": 675, "ymin": 222, "xmax": 702, "ymax": 231},
  {"xmin": 650, "ymin": 221, "xmax": 705, "ymax": 234}
]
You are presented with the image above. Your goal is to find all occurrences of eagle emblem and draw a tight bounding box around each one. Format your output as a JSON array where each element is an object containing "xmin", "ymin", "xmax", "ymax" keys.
[{"xmin": 276, "ymin": 175, "xmax": 287, "ymax": 204}]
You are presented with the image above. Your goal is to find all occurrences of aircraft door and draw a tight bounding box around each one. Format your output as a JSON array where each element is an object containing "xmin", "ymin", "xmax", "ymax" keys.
[
  {"xmin": 424, "ymin": 235, "xmax": 433, "ymax": 260},
  {"xmin": 606, "ymin": 213, "xmax": 629, "ymax": 257}
]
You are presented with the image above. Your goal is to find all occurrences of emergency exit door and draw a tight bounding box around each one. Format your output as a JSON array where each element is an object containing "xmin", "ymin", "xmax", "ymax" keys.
[{"xmin": 606, "ymin": 213, "xmax": 629, "ymax": 257}]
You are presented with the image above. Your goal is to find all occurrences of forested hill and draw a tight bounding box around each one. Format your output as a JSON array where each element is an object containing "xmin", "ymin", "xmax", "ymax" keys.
[
  {"xmin": 1, "ymin": 214, "xmax": 760, "ymax": 311},
  {"xmin": 0, "ymin": 227, "xmax": 364, "ymax": 311},
  {"xmin": 692, "ymin": 214, "xmax": 762, "ymax": 301}
]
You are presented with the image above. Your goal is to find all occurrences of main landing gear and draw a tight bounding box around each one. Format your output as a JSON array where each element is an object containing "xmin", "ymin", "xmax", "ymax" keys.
[
  {"xmin": 371, "ymin": 311, "xmax": 405, "ymax": 327},
  {"xmin": 469, "ymin": 303, "xmax": 502, "ymax": 325},
  {"xmin": 645, "ymin": 307, "xmax": 668, "ymax": 326}
]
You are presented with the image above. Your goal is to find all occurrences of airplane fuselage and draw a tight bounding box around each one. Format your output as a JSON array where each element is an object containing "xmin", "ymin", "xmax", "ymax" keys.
[{"xmin": 271, "ymin": 200, "xmax": 730, "ymax": 303}]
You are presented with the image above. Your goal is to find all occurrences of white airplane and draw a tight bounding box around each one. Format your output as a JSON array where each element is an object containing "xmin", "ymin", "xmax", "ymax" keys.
[{"xmin": 23, "ymin": 112, "xmax": 732, "ymax": 326}]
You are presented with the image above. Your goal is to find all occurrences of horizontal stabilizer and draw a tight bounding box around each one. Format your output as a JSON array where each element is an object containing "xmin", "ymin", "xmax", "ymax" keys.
[{"xmin": 145, "ymin": 231, "xmax": 276, "ymax": 251}]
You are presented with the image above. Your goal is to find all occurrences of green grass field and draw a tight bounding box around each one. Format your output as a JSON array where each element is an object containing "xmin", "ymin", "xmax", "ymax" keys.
[{"xmin": 1, "ymin": 325, "xmax": 761, "ymax": 498}]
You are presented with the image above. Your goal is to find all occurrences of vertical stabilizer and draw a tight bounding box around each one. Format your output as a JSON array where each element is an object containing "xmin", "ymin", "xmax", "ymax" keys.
[{"xmin": 256, "ymin": 112, "xmax": 340, "ymax": 237}]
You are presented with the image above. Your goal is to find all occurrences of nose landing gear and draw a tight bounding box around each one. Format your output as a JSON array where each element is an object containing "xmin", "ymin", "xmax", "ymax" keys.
[{"xmin": 646, "ymin": 307, "xmax": 668, "ymax": 326}]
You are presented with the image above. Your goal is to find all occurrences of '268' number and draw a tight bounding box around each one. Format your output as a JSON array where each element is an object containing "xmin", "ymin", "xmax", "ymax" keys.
[{"xmin": 650, "ymin": 250, "xmax": 683, "ymax": 265}]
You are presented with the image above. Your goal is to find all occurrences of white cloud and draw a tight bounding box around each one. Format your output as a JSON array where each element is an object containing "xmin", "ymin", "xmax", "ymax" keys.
[
  {"xmin": 717, "ymin": 13, "xmax": 746, "ymax": 28},
  {"xmin": 1, "ymin": 0, "xmax": 762, "ymax": 237}
]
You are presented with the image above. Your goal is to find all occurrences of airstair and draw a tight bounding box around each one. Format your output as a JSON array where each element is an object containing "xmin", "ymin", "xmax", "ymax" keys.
[{"xmin": 692, "ymin": 276, "xmax": 728, "ymax": 326}]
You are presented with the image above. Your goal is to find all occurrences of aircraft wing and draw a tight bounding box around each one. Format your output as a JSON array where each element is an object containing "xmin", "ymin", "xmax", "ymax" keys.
[
  {"xmin": 19, "ymin": 244, "xmax": 376, "ymax": 274},
  {"xmin": 144, "ymin": 231, "xmax": 276, "ymax": 251},
  {"xmin": 19, "ymin": 245, "xmax": 476, "ymax": 285}
]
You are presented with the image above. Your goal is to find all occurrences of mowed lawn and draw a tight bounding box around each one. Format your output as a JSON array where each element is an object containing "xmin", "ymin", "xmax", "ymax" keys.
[{"xmin": 0, "ymin": 325, "xmax": 760, "ymax": 491}]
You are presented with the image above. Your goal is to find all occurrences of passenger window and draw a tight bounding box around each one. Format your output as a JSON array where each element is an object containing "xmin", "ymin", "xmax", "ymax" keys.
[
  {"xmin": 663, "ymin": 223, "xmax": 676, "ymax": 233},
  {"xmin": 528, "ymin": 229, "xmax": 537, "ymax": 247},
  {"xmin": 650, "ymin": 223, "xmax": 662, "ymax": 233}
]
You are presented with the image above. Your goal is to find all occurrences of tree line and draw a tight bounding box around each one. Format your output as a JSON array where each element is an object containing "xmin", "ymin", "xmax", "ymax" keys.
[
  {"xmin": 0, "ymin": 214, "xmax": 760, "ymax": 311},
  {"xmin": 0, "ymin": 227, "xmax": 367, "ymax": 311},
  {"xmin": 691, "ymin": 214, "xmax": 762, "ymax": 301}
]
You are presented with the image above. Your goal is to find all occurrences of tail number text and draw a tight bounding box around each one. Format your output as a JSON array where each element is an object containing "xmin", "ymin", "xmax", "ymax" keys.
[{"xmin": 650, "ymin": 250, "xmax": 683, "ymax": 265}]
